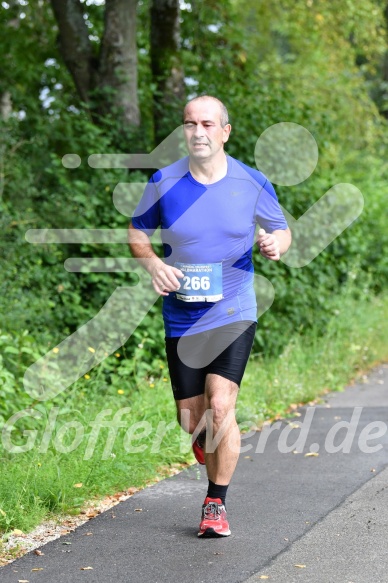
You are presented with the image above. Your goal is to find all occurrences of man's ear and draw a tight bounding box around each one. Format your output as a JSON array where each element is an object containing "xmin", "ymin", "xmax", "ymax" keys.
[{"xmin": 223, "ymin": 124, "xmax": 232, "ymax": 143}]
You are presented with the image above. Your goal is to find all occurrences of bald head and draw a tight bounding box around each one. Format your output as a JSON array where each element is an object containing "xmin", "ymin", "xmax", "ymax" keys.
[{"xmin": 183, "ymin": 96, "xmax": 229, "ymax": 128}]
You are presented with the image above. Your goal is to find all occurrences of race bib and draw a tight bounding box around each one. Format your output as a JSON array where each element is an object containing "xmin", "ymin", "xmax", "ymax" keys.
[{"xmin": 174, "ymin": 262, "xmax": 223, "ymax": 302}]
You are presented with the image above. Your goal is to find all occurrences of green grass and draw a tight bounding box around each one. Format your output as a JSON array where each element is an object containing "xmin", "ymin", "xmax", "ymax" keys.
[
  {"xmin": 0, "ymin": 374, "xmax": 194, "ymax": 535},
  {"xmin": 239, "ymin": 292, "xmax": 388, "ymax": 426},
  {"xmin": 1, "ymin": 292, "xmax": 388, "ymax": 537}
]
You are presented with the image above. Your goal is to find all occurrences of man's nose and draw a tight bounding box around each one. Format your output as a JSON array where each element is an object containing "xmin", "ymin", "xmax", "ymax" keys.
[{"xmin": 194, "ymin": 123, "xmax": 205, "ymax": 136}]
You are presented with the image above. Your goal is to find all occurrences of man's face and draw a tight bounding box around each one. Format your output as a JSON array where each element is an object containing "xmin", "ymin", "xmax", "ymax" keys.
[{"xmin": 183, "ymin": 99, "xmax": 231, "ymax": 161}]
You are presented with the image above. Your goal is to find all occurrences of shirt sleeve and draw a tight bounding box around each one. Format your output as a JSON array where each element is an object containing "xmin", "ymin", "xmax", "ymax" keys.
[
  {"xmin": 255, "ymin": 179, "xmax": 288, "ymax": 232},
  {"xmin": 131, "ymin": 175, "xmax": 161, "ymax": 236}
]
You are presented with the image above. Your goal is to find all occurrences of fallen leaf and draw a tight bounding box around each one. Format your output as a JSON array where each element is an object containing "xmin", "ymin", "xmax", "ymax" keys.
[
  {"xmin": 84, "ymin": 532, "xmax": 93, "ymax": 536},
  {"xmin": 288, "ymin": 423, "xmax": 300, "ymax": 429},
  {"xmin": 294, "ymin": 564, "xmax": 306, "ymax": 568},
  {"xmin": 80, "ymin": 566, "xmax": 93, "ymax": 570},
  {"xmin": 12, "ymin": 529, "xmax": 24, "ymax": 536},
  {"xmin": 34, "ymin": 550, "xmax": 44, "ymax": 556},
  {"xmin": 304, "ymin": 452, "xmax": 319, "ymax": 457},
  {"xmin": 73, "ymin": 483, "xmax": 83, "ymax": 488},
  {"xmin": 31, "ymin": 568, "xmax": 44, "ymax": 572}
]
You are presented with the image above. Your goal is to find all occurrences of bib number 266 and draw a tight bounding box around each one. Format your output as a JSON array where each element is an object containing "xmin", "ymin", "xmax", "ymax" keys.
[
  {"xmin": 182, "ymin": 275, "xmax": 210, "ymax": 291},
  {"xmin": 174, "ymin": 261, "xmax": 223, "ymax": 302}
]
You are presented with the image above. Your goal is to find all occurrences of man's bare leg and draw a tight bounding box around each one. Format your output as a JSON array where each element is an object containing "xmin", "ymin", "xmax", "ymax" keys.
[
  {"xmin": 203, "ymin": 373, "xmax": 240, "ymax": 485},
  {"xmin": 175, "ymin": 394, "xmax": 206, "ymax": 435}
]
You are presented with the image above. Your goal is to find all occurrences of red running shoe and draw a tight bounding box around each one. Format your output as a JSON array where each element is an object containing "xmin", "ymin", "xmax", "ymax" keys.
[
  {"xmin": 198, "ymin": 497, "xmax": 231, "ymax": 537},
  {"xmin": 192, "ymin": 431, "xmax": 206, "ymax": 465}
]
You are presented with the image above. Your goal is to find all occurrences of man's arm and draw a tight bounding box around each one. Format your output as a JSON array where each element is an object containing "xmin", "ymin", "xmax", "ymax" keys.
[
  {"xmin": 257, "ymin": 227, "xmax": 292, "ymax": 261},
  {"xmin": 128, "ymin": 223, "xmax": 183, "ymax": 296}
]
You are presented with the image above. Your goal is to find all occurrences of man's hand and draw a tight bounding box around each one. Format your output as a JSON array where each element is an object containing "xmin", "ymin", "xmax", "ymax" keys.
[
  {"xmin": 150, "ymin": 261, "xmax": 184, "ymax": 296},
  {"xmin": 257, "ymin": 228, "xmax": 281, "ymax": 261},
  {"xmin": 129, "ymin": 224, "xmax": 184, "ymax": 296}
]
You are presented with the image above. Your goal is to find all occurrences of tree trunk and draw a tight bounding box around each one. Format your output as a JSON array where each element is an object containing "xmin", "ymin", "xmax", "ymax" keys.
[
  {"xmin": 99, "ymin": 0, "xmax": 140, "ymax": 127},
  {"xmin": 150, "ymin": 0, "xmax": 185, "ymax": 142},
  {"xmin": 50, "ymin": 0, "xmax": 95, "ymax": 105},
  {"xmin": 50, "ymin": 0, "xmax": 140, "ymax": 129}
]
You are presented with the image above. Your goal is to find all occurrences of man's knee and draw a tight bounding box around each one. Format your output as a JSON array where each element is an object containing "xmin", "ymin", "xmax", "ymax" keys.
[
  {"xmin": 176, "ymin": 401, "xmax": 205, "ymax": 435},
  {"xmin": 207, "ymin": 394, "xmax": 236, "ymax": 428}
]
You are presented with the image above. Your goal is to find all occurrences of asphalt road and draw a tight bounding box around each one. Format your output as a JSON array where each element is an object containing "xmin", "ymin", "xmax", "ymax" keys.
[{"xmin": 1, "ymin": 364, "xmax": 388, "ymax": 583}]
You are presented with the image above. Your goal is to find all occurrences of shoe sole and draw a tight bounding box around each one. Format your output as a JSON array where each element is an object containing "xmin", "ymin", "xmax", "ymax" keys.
[{"xmin": 198, "ymin": 527, "xmax": 231, "ymax": 538}]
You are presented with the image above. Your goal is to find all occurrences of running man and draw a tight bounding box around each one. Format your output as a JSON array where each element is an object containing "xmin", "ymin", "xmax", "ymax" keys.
[{"xmin": 129, "ymin": 95, "xmax": 291, "ymax": 537}]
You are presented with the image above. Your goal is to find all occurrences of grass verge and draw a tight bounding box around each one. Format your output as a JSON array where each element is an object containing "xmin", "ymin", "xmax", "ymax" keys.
[
  {"xmin": 239, "ymin": 292, "xmax": 388, "ymax": 425},
  {"xmin": 0, "ymin": 291, "xmax": 388, "ymax": 540}
]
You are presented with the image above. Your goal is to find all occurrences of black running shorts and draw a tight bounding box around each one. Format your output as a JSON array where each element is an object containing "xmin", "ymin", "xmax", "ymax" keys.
[{"xmin": 165, "ymin": 321, "xmax": 257, "ymax": 401}]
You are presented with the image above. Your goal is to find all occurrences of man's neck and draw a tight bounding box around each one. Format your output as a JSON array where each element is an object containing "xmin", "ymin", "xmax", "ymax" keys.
[{"xmin": 189, "ymin": 152, "xmax": 228, "ymax": 185}]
